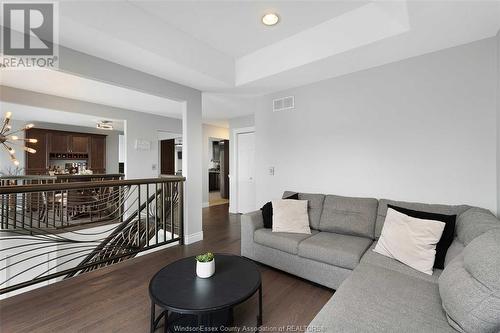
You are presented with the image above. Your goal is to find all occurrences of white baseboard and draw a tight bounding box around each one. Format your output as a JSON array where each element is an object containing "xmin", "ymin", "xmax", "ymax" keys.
[
  {"xmin": 229, "ymin": 205, "xmax": 238, "ymax": 214},
  {"xmin": 185, "ymin": 231, "xmax": 203, "ymax": 244},
  {"xmin": 202, "ymin": 202, "xmax": 209, "ymax": 208}
]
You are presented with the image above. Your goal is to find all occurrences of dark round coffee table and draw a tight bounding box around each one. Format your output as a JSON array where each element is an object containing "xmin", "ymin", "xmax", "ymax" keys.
[{"xmin": 149, "ymin": 254, "xmax": 262, "ymax": 333}]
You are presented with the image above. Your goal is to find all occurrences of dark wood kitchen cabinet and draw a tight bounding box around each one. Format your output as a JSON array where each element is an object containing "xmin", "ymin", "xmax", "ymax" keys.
[
  {"xmin": 90, "ymin": 135, "xmax": 106, "ymax": 174},
  {"xmin": 49, "ymin": 132, "xmax": 89, "ymax": 153},
  {"xmin": 49, "ymin": 132, "xmax": 70, "ymax": 152},
  {"xmin": 25, "ymin": 128, "xmax": 48, "ymax": 174},
  {"xmin": 70, "ymin": 135, "xmax": 90, "ymax": 153},
  {"xmin": 25, "ymin": 129, "xmax": 106, "ymax": 175},
  {"xmin": 209, "ymin": 172, "xmax": 220, "ymax": 191}
]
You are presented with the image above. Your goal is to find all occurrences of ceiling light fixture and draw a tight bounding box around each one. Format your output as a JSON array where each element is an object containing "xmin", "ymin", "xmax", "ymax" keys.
[
  {"xmin": 262, "ymin": 13, "xmax": 279, "ymax": 26},
  {"xmin": 97, "ymin": 120, "xmax": 113, "ymax": 130},
  {"xmin": 0, "ymin": 112, "xmax": 37, "ymax": 166}
]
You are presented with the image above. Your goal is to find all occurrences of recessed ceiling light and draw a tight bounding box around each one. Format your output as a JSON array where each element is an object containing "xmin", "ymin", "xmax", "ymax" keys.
[{"xmin": 262, "ymin": 13, "xmax": 279, "ymax": 26}]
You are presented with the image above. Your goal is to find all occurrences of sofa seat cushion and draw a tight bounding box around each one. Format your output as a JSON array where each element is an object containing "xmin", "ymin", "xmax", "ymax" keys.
[
  {"xmin": 308, "ymin": 263, "xmax": 455, "ymax": 333},
  {"xmin": 254, "ymin": 228, "xmax": 317, "ymax": 255},
  {"xmin": 298, "ymin": 232, "xmax": 372, "ymax": 270},
  {"xmin": 361, "ymin": 242, "xmax": 442, "ymax": 283},
  {"xmin": 318, "ymin": 195, "xmax": 378, "ymax": 239}
]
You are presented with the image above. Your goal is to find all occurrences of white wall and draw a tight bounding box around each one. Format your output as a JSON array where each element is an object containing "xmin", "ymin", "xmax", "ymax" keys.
[
  {"xmin": 497, "ymin": 30, "xmax": 500, "ymax": 216},
  {"xmin": 202, "ymin": 124, "xmax": 229, "ymax": 206},
  {"xmin": 228, "ymin": 115, "xmax": 255, "ymax": 213},
  {"xmin": 255, "ymin": 38, "xmax": 498, "ymax": 214},
  {"xmin": 118, "ymin": 134, "xmax": 125, "ymax": 163},
  {"xmin": 229, "ymin": 115, "xmax": 255, "ymax": 130}
]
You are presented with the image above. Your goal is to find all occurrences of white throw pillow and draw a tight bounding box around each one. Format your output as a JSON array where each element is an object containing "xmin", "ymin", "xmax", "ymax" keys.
[
  {"xmin": 374, "ymin": 208, "xmax": 445, "ymax": 275},
  {"xmin": 272, "ymin": 199, "xmax": 311, "ymax": 234}
]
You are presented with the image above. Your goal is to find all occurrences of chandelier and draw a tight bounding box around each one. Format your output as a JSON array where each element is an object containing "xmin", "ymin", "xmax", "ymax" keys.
[{"xmin": 0, "ymin": 112, "xmax": 37, "ymax": 166}]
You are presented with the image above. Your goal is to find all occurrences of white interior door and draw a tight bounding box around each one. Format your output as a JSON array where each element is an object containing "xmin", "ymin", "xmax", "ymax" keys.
[{"xmin": 237, "ymin": 132, "xmax": 255, "ymax": 213}]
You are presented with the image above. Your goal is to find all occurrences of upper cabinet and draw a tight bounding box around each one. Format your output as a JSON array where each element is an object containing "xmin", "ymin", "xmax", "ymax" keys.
[
  {"xmin": 49, "ymin": 132, "xmax": 90, "ymax": 153},
  {"xmin": 70, "ymin": 135, "xmax": 90, "ymax": 153},
  {"xmin": 90, "ymin": 135, "xmax": 106, "ymax": 173},
  {"xmin": 25, "ymin": 129, "xmax": 48, "ymax": 173},
  {"xmin": 49, "ymin": 132, "xmax": 70, "ymax": 152}
]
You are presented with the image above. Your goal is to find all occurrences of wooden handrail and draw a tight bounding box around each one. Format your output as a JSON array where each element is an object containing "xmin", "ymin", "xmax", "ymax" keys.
[{"xmin": 0, "ymin": 176, "xmax": 185, "ymax": 194}]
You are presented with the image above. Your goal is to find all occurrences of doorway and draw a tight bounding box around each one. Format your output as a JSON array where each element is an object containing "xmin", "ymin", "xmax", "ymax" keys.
[
  {"xmin": 158, "ymin": 132, "xmax": 182, "ymax": 176},
  {"xmin": 160, "ymin": 139, "xmax": 175, "ymax": 175},
  {"xmin": 234, "ymin": 129, "xmax": 255, "ymax": 213},
  {"xmin": 208, "ymin": 139, "xmax": 229, "ymax": 207}
]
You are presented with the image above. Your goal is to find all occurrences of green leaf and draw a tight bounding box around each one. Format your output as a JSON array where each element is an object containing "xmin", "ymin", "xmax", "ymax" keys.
[{"xmin": 195, "ymin": 252, "xmax": 215, "ymax": 262}]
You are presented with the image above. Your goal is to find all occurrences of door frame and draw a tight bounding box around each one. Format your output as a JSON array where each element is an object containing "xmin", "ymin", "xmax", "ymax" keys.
[{"xmin": 229, "ymin": 126, "xmax": 255, "ymax": 214}]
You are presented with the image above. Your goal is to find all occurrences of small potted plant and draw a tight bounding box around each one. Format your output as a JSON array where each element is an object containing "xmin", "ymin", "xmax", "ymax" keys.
[{"xmin": 195, "ymin": 252, "xmax": 215, "ymax": 278}]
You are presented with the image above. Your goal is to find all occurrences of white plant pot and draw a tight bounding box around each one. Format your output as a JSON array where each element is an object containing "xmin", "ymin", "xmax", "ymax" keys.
[{"xmin": 196, "ymin": 259, "xmax": 215, "ymax": 278}]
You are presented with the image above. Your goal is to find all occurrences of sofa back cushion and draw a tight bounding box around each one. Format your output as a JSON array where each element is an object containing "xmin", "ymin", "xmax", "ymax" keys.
[
  {"xmin": 283, "ymin": 191, "xmax": 325, "ymax": 229},
  {"xmin": 318, "ymin": 195, "xmax": 378, "ymax": 239},
  {"xmin": 375, "ymin": 199, "xmax": 469, "ymax": 239},
  {"xmin": 444, "ymin": 239, "xmax": 465, "ymax": 268},
  {"xmin": 456, "ymin": 208, "xmax": 500, "ymax": 246},
  {"xmin": 438, "ymin": 229, "xmax": 500, "ymax": 333}
]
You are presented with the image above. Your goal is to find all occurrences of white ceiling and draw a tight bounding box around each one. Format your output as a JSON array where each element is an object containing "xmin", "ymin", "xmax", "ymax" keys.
[
  {"xmin": 2, "ymin": 1, "xmax": 500, "ymax": 124},
  {"xmin": 131, "ymin": 1, "xmax": 368, "ymax": 58},
  {"xmin": 0, "ymin": 70, "xmax": 183, "ymax": 119},
  {"xmin": 1, "ymin": 101, "xmax": 125, "ymax": 131},
  {"xmin": 55, "ymin": 0, "xmax": 500, "ymax": 93}
]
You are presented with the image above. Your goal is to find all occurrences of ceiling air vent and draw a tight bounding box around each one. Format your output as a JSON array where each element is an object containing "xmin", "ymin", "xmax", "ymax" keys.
[{"xmin": 273, "ymin": 96, "xmax": 294, "ymax": 112}]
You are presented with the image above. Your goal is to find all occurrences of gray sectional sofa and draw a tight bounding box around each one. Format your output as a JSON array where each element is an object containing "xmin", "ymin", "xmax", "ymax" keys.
[{"xmin": 240, "ymin": 192, "xmax": 500, "ymax": 332}]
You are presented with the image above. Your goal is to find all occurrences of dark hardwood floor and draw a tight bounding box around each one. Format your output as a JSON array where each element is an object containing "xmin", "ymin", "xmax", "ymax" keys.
[{"xmin": 0, "ymin": 204, "xmax": 333, "ymax": 332}]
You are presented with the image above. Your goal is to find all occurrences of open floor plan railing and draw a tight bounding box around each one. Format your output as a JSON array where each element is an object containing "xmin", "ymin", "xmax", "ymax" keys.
[{"xmin": 0, "ymin": 176, "xmax": 184, "ymax": 295}]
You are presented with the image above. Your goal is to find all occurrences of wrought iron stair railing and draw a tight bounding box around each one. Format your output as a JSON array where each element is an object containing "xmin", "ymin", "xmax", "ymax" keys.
[{"xmin": 0, "ymin": 176, "xmax": 184, "ymax": 296}]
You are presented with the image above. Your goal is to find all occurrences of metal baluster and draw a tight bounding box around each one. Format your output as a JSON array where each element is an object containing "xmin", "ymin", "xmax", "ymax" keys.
[
  {"xmin": 52, "ymin": 190, "xmax": 56, "ymax": 228},
  {"xmin": 65, "ymin": 189, "xmax": 69, "ymax": 227},
  {"xmin": 162, "ymin": 183, "xmax": 166, "ymax": 242},
  {"xmin": 6, "ymin": 192, "xmax": 10, "ymax": 230},
  {"xmin": 44, "ymin": 190, "xmax": 49, "ymax": 229},
  {"xmin": 179, "ymin": 180, "xmax": 184, "ymax": 245},
  {"xmin": 1, "ymin": 193, "xmax": 4, "ymax": 229},
  {"xmin": 60, "ymin": 189, "xmax": 63, "ymax": 227},
  {"xmin": 146, "ymin": 184, "xmax": 150, "ymax": 248},
  {"xmin": 137, "ymin": 185, "xmax": 141, "ymax": 248},
  {"xmin": 13, "ymin": 191, "xmax": 17, "ymax": 229},
  {"xmin": 21, "ymin": 192, "xmax": 25, "ymax": 229},
  {"xmin": 29, "ymin": 192, "xmax": 33, "ymax": 233},
  {"xmin": 170, "ymin": 182, "xmax": 174, "ymax": 240},
  {"xmin": 155, "ymin": 183, "xmax": 158, "ymax": 245}
]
